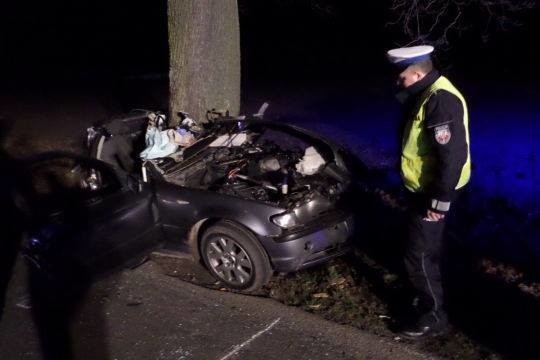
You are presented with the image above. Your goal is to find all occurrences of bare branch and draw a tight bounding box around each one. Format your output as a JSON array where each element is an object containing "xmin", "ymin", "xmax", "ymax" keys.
[{"xmin": 387, "ymin": 0, "xmax": 535, "ymax": 47}]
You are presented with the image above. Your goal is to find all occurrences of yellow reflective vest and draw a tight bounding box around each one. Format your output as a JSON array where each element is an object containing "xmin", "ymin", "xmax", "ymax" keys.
[{"xmin": 401, "ymin": 76, "xmax": 471, "ymax": 193}]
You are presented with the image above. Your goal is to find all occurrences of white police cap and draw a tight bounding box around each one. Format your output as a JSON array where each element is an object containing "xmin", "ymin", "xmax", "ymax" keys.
[{"xmin": 387, "ymin": 45, "xmax": 434, "ymax": 68}]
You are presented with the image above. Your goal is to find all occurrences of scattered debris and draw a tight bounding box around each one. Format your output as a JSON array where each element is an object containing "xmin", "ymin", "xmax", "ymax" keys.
[
  {"xmin": 15, "ymin": 295, "xmax": 32, "ymax": 310},
  {"xmin": 480, "ymin": 258, "xmax": 524, "ymax": 283},
  {"xmin": 480, "ymin": 258, "xmax": 540, "ymax": 297},
  {"xmin": 312, "ymin": 292, "xmax": 329, "ymax": 299},
  {"xmin": 329, "ymin": 277, "xmax": 347, "ymax": 286},
  {"xmin": 382, "ymin": 273, "xmax": 399, "ymax": 284},
  {"xmin": 518, "ymin": 282, "xmax": 540, "ymax": 298},
  {"xmin": 126, "ymin": 295, "xmax": 143, "ymax": 306}
]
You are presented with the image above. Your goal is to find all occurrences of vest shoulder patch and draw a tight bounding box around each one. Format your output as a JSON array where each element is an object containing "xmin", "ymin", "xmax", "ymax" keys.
[{"xmin": 434, "ymin": 124, "xmax": 451, "ymax": 145}]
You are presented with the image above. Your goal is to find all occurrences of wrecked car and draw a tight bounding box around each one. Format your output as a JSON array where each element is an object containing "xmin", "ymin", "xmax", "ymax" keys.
[{"xmin": 24, "ymin": 109, "xmax": 355, "ymax": 292}]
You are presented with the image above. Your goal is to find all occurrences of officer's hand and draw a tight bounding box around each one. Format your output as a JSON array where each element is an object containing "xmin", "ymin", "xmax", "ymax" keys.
[{"xmin": 425, "ymin": 209, "xmax": 445, "ymax": 221}]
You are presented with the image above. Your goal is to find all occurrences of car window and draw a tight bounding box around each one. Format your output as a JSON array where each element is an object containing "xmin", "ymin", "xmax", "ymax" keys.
[{"xmin": 27, "ymin": 154, "xmax": 122, "ymax": 202}]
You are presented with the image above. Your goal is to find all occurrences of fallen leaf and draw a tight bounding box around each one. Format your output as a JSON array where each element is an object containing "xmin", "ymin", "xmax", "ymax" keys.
[
  {"xmin": 383, "ymin": 274, "xmax": 399, "ymax": 283},
  {"xmin": 312, "ymin": 292, "xmax": 329, "ymax": 298},
  {"xmin": 330, "ymin": 277, "xmax": 347, "ymax": 286}
]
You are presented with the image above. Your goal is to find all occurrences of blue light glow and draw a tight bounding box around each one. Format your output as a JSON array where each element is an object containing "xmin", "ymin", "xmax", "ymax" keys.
[{"xmin": 288, "ymin": 96, "xmax": 540, "ymax": 266}]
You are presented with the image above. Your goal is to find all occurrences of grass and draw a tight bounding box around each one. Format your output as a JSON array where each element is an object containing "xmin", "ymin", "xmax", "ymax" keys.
[
  {"xmin": 265, "ymin": 255, "xmax": 500, "ymax": 359},
  {"xmin": 268, "ymin": 259, "xmax": 390, "ymax": 335}
]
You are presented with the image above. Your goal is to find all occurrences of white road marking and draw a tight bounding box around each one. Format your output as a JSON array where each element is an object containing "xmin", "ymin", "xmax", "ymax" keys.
[{"xmin": 218, "ymin": 318, "xmax": 281, "ymax": 360}]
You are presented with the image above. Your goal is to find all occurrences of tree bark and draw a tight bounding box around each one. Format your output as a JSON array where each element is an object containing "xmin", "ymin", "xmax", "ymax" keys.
[{"xmin": 167, "ymin": 0, "xmax": 240, "ymax": 124}]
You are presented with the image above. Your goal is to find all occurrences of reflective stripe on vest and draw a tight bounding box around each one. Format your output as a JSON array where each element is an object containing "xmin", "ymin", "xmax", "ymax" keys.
[{"xmin": 401, "ymin": 76, "xmax": 471, "ymax": 192}]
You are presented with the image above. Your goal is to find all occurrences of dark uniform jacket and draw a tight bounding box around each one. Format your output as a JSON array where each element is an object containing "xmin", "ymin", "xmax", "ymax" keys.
[{"xmin": 399, "ymin": 70, "xmax": 469, "ymax": 212}]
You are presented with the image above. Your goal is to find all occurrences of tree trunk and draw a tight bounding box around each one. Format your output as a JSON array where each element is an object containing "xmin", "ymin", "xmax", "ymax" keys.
[{"xmin": 167, "ymin": 0, "xmax": 240, "ymax": 124}]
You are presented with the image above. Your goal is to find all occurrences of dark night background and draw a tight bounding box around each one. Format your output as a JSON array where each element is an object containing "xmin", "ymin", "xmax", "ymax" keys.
[{"xmin": 1, "ymin": 1, "xmax": 539, "ymax": 84}]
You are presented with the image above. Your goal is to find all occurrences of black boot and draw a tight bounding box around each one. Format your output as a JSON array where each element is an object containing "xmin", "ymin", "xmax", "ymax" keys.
[{"xmin": 401, "ymin": 311, "xmax": 449, "ymax": 339}]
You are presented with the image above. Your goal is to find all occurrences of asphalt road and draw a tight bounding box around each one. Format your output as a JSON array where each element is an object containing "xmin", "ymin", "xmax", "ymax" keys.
[{"xmin": 0, "ymin": 256, "xmax": 435, "ymax": 360}]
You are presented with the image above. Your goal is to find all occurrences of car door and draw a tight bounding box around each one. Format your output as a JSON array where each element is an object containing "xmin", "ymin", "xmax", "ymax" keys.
[{"xmin": 27, "ymin": 152, "xmax": 163, "ymax": 276}]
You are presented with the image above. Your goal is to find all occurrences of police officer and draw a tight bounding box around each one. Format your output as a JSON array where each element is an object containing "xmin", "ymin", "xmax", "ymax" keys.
[{"xmin": 387, "ymin": 45, "xmax": 471, "ymax": 338}]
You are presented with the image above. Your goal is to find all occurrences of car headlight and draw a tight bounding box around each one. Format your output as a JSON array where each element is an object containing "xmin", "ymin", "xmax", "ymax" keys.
[{"xmin": 271, "ymin": 211, "xmax": 299, "ymax": 229}]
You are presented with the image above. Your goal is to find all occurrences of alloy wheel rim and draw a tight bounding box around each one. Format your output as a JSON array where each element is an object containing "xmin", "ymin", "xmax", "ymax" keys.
[{"xmin": 206, "ymin": 236, "xmax": 253, "ymax": 286}]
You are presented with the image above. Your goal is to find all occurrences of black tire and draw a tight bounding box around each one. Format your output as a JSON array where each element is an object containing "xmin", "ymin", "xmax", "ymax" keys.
[{"xmin": 200, "ymin": 221, "xmax": 272, "ymax": 293}]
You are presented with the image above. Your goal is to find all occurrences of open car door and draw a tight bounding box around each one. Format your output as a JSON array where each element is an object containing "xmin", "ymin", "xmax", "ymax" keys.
[{"xmin": 24, "ymin": 152, "xmax": 163, "ymax": 279}]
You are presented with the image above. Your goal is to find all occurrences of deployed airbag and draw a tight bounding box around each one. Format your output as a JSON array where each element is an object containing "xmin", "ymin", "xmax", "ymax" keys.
[{"xmin": 295, "ymin": 146, "xmax": 326, "ymax": 176}]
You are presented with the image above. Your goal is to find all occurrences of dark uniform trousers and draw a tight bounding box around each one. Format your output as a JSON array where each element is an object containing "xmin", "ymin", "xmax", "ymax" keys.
[{"xmin": 404, "ymin": 193, "xmax": 450, "ymax": 326}]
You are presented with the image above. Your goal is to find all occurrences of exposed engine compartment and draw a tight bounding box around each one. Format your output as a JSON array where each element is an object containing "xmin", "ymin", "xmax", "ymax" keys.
[
  {"xmin": 88, "ymin": 111, "xmax": 352, "ymax": 216},
  {"xmin": 148, "ymin": 125, "xmax": 350, "ymax": 210}
]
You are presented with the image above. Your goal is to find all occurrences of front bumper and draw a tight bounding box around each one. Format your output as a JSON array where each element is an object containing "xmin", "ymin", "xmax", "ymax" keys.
[{"xmin": 262, "ymin": 211, "xmax": 354, "ymax": 273}]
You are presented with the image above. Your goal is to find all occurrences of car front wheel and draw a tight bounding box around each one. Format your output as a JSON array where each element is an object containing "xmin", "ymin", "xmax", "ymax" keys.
[{"xmin": 201, "ymin": 221, "xmax": 272, "ymax": 293}]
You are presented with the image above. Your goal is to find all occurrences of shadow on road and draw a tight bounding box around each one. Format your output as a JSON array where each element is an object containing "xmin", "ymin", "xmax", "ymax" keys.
[
  {"xmin": 0, "ymin": 117, "xmax": 27, "ymax": 322},
  {"xmin": 0, "ymin": 117, "xmax": 111, "ymax": 360}
]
